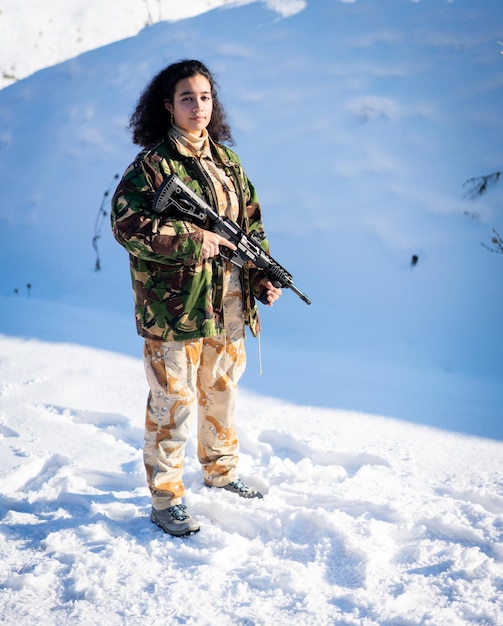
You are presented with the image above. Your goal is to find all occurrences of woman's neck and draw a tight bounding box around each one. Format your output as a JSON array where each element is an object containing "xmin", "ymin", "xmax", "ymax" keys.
[{"xmin": 171, "ymin": 124, "xmax": 208, "ymax": 151}]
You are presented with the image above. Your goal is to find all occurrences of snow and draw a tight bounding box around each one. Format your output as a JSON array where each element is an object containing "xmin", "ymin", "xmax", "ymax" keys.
[
  {"xmin": 0, "ymin": 0, "xmax": 305, "ymax": 90},
  {"xmin": 1, "ymin": 334, "xmax": 503, "ymax": 625},
  {"xmin": 0, "ymin": 0, "xmax": 502, "ymax": 624}
]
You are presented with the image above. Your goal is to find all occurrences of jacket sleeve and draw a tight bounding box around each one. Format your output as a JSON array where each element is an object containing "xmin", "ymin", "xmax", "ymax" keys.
[{"xmin": 111, "ymin": 154, "xmax": 204, "ymax": 265}]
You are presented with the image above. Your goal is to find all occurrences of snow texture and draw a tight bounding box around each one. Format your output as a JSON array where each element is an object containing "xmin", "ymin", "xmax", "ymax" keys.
[{"xmin": 0, "ymin": 0, "xmax": 502, "ymax": 624}]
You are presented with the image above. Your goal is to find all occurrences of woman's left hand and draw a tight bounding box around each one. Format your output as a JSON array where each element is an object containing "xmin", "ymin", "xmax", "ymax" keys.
[{"xmin": 260, "ymin": 280, "xmax": 282, "ymax": 306}]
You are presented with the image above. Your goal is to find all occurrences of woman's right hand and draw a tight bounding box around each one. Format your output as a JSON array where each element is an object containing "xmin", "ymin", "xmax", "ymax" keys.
[{"xmin": 201, "ymin": 231, "xmax": 236, "ymax": 260}]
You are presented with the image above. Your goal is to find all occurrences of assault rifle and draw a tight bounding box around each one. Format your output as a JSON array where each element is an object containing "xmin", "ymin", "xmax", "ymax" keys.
[{"xmin": 153, "ymin": 174, "xmax": 311, "ymax": 305}]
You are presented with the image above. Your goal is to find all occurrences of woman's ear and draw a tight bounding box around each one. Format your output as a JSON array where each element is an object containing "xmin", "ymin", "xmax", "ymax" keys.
[{"xmin": 164, "ymin": 100, "xmax": 173, "ymax": 113}]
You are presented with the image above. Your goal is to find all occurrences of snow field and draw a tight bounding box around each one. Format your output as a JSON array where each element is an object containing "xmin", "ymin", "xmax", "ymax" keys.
[{"xmin": 0, "ymin": 335, "xmax": 502, "ymax": 625}]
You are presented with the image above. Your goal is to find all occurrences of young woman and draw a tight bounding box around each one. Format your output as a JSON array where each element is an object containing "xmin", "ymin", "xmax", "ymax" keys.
[{"xmin": 111, "ymin": 59, "xmax": 281, "ymax": 536}]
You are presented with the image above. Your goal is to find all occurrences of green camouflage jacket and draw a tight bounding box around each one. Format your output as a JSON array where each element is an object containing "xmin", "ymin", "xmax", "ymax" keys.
[{"xmin": 111, "ymin": 136, "xmax": 267, "ymax": 341}]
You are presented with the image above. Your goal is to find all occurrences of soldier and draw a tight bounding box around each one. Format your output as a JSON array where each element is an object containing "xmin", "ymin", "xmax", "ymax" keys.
[{"xmin": 111, "ymin": 59, "xmax": 282, "ymax": 536}]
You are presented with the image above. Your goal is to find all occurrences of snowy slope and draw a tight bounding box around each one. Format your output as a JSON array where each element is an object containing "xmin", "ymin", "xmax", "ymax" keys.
[
  {"xmin": 1, "ymin": 334, "xmax": 502, "ymax": 625},
  {"xmin": 0, "ymin": 1, "xmax": 503, "ymax": 624},
  {"xmin": 0, "ymin": 0, "xmax": 502, "ymax": 436},
  {"xmin": 0, "ymin": 0, "xmax": 306, "ymax": 89}
]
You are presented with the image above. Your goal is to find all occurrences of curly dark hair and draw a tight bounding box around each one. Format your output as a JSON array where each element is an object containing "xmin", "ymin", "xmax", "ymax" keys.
[{"xmin": 129, "ymin": 59, "xmax": 233, "ymax": 147}]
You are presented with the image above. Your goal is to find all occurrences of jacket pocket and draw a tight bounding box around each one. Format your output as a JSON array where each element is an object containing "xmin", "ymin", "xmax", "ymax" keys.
[{"xmin": 137, "ymin": 261, "xmax": 213, "ymax": 335}]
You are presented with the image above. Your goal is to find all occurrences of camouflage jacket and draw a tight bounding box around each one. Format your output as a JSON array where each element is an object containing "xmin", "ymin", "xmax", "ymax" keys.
[{"xmin": 111, "ymin": 136, "xmax": 267, "ymax": 342}]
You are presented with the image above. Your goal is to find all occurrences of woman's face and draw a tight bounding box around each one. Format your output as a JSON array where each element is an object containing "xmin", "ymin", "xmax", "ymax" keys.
[{"xmin": 166, "ymin": 74, "xmax": 213, "ymax": 135}]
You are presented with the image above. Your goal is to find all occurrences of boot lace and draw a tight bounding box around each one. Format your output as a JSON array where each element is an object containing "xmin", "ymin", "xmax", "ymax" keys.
[{"xmin": 168, "ymin": 504, "xmax": 189, "ymax": 521}]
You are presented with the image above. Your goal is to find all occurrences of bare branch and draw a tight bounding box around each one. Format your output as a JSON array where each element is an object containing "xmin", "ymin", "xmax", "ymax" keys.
[
  {"xmin": 481, "ymin": 228, "xmax": 503, "ymax": 255},
  {"xmin": 463, "ymin": 171, "xmax": 501, "ymax": 199}
]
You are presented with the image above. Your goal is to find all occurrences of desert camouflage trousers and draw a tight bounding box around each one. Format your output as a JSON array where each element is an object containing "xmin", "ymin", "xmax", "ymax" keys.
[{"xmin": 142, "ymin": 266, "xmax": 246, "ymax": 510}]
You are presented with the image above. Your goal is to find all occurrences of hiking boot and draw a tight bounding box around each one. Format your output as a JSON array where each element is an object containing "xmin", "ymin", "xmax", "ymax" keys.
[
  {"xmin": 151, "ymin": 504, "xmax": 200, "ymax": 537},
  {"xmin": 222, "ymin": 478, "xmax": 263, "ymax": 499}
]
